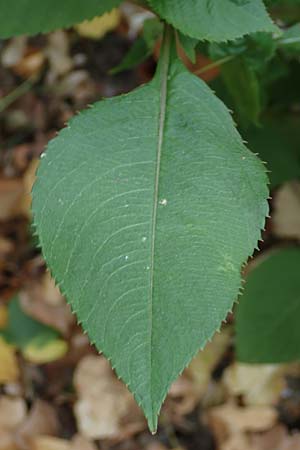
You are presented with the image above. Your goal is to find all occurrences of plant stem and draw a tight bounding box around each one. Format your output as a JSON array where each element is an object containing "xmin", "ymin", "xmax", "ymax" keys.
[
  {"xmin": 278, "ymin": 37, "xmax": 300, "ymax": 46},
  {"xmin": 0, "ymin": 75, "xmax": 37, "ymax": 114},
  {"xmin": 194, "ymin": 55, "xmax": 235, "ymax": 76}
]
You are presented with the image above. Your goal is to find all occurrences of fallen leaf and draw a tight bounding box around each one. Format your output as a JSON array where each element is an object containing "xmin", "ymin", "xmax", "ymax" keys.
[
  {"xmin": 1, "ymin": 37, "xmax": 27, "ymax": 68},
  {"xmin": 71, "ymin": 435, "xmax": 97, "ymax": 450},
  {"xmin": 221, "ymin": 433, "xmax": 252, "ymax": 450},
  {"xmin": 223, "ymin": 363, "xmax": 285, "ymax": 406},
  {"xmin": 17, "ymin": 400, "xmax": 58, "ymax": 449},
  {"xmin": 0, "ymin": 305, "xmax": 8, "ymax": 329},
  {"xmin": 75, "ymin": 9, "xmax": 121, "ymax": 40},
  {"xmin": 146, "ymin": 444, "xmax": 169, "ymax": 450},
  {"xmin": 13, "ymin": 51, "xmax": 45, "ymax": 78},
  {"xmin": 46, "ymin": 31, "xmax": 73, "ymax": 79},
  {"xmin": 30, "ymin": 436, "xmax": 70, "ymax": 450},
  {"xmin": 184, "ymin": 327, "xmax": 231, "ymax": 401},
  {"xmin": 207, "ymin": 403, "xmax": 277, "ymax": 448},
  {"xmin": 0, "ymin": 178, "xmax": 24, "ymax": 221},
  {"xmin": 74, "ymin": 355, "xmax": 145, "ymax": 439},
  {"xmin": 19, "ymin": 159, "xmax": 40, "ymax": 218},
  {"xmin": 0, "ymin": 337, "xmax": 19, "ymax": 383},
  {"xmin": 22, "ymin": 338, "xmax": 68, "ymax": 364},
  {"xmin": 0, "ymin": 159, "xmax": 41, "ymax": 221},
  {"xmin": 0, "ymin": 238, "xmax": 14, "ymax": 260},
  {"xmin": 0, "ymin": 396, "xmax": 27, "ymax": 430},
  {"xmin": 251, "ymin": 425, "xmax": 300, "ymax": 450},
  {"xmin": 273, "ymin": 182, "xmax": 300, "ymax": 240},
  {"xmin": 168, "ymin": 375, "xmax": 198, "ymax": 417},
  {"xmin": 20, "ymin": 272, "xmax": 74, "ymax": 335},
  {"xmin": 0, "ymin": 430, "xmax": 17, "ymax": 450}
]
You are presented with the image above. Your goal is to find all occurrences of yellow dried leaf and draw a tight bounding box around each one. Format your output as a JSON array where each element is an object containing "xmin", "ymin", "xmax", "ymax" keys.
[
  {"xmin": 75, "ymin": 9, "xmax": 121, "ymax": 40},
  {"xmin": 22, "ymin": 339, "xmax": 68, "ymax": 364},
  {"xmin": 30, "ymin": 436, "xmax": 70, "ymax": 450},
  {"xmin": 0, "ymin": 337, "xmax": 19, "ymax": 383},
  {"xmin": 223, "ymin": 363, "xmax": 285, "ymax": 406}
]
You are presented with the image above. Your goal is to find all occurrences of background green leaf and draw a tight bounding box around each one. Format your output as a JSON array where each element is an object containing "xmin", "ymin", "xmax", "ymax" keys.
[
  {"xmin": 177, "ymin": 33, "xmax": 199, "ymax": 63},
  {"xmin": 0, "ymin": 0, "xmax": 121, "ymax": 38},
  {"xmin": 236, "ymin": 248, "xmax": 300, "ymax": 363},
  {"xmin": 278, "ymin": 23, "xmax": 300, "ymax": 55},
  {"xmin": 220, "ymin": 59, "xmax": 262, "ymax": 127},
  {"xmin": 244, "ymin": 117, "xmax": 300, "ymax": 188},
  {"xmin": 148, "ymin": 0, "xmax": 278, "ymax": 42}
]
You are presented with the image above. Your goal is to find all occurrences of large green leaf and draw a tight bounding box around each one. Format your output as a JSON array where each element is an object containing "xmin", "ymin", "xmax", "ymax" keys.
[
  {"xmin": 148, "ymin": 0, "xmax": 277, "ymax": 42},
  {"xmin": 32, "ymin": 28, "xmax": 268, "ymax": 431},
  {"xmin": 0, "ymin": 0, "xmax": 121, "ymax": 38},
  {"xmin": 236, "ymin": 248, "xmax": 300, "ymax": 363}
]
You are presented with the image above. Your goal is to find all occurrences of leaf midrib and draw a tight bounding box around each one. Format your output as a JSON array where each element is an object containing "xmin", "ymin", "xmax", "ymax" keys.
[{"xmin": 148, "ymin": 25, "xmax": 172, "ymax": 432}]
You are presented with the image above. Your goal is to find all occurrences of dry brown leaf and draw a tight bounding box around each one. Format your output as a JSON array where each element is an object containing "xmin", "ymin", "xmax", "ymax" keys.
[
  {"xmin": 0, "ymin": 178, "xmax": 24, "ymax": 220},
  {"xmin": 221, "ymin": 433, "xmax": 253, "ymax": 450},
  {"xmin": 0, "ymin": 158, "xmax": 41, "ymax": 221},
  {"xmin": 20, "ymin": 272, "xmax": 74, "ymax": 335},
  {"xmin": 13, "ymin": 51, "xmax": 45, "ymax": 78},
  {"xmin": 0, "ymin": 305, "xmax": 8, "ymax": 329},
  {"xmin": 223, "ymin": 363, "xmax": 285, "ymax": 406},
  {"xmin": 273, "ymin": 182, "xmax": 300, "ymax": 240},
  {"xmin": 74, "ymin": 355, "xmax": 145, "ymax": 439},
  {"xmin": 0, "ymin": 238, "xmax": 14, "ymax": 259},
  {"xmin": 1, "ymin": 37, "xmax": 27, "ymax": 68},
  {"xmin": 168, "ymin": 375, "xmax": 199, "ymax": 417},
  {"xmin": 19, "ymin": 159, "xmax": 40, "ymax": 218},
  {"xmin": 54, "ymin": 71, "xmax": 97, "ymax": 105},
  {"xmin": 185, "ymin": 327, "xmax": 231, "ymax": 400},
  {"xmin": 207, "ymin": 403, "xmax": 277, "ymax": 449},
  {"xmin": 146, "ymin": 443, "xmax": 169, "ymax": 450},
  {"xmin": 71, "ymin": 435, "xmax": 97, "ymax": 450},
  {"xmin": 0, "ymin": 396, "xmax": 27, "ymax": 430},
  {"xmin": 30, "ymin": 436, "xmax": 70, "ymax": 450},
  {"xmin": 251, "ymin": 425, "xmax": 300, "ymax": 450},
  {"xmin": 17, "ymin": 400, "xmax": 59, "ymax": 450},
  {"xmin": 46, "ymin": 31, "xmax": 73, "ymax": 79},
  {"xmin": 75, "ymin": 9, "xmax": 121, "ymax": 39},
  {"xmin": 0, "ymin": 430, "xmax": 17, "ymax": 450},
  {"xmin": 0, "ymin": 337, "xmax": 19, "ymax": 384}
]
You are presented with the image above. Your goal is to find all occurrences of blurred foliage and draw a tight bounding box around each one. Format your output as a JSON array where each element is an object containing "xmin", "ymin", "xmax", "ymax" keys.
[{"xmin": 236, "ymin": 248, "xmax": 300, "ymax": 363}]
